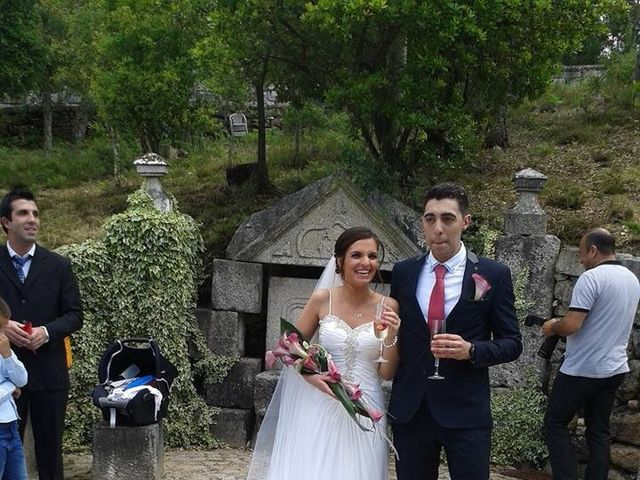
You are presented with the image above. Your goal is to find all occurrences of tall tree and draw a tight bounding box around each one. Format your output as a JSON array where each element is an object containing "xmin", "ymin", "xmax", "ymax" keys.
[
  {"xmin": 203, "ymin": 0, "xmax": 280, "ymax": 192},
  {"xmin": 0, "ymin": 0, "xmax": 44, "ymax": 97},
  {"xmin": 89, "ymin": 0, "xmax": 209, "ymax": 154},
  {"xmin": 36, "ymin": 0, "xmax": 69, "ymax": 152},
  {"xmin": 261, "ymin": 0, "xmax": 624, "ymax": 180}
]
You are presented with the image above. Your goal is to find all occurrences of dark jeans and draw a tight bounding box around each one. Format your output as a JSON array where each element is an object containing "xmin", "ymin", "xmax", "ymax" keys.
[
  {"xmin": 0, "ymin": 421, "xmax": 27, "ymax": 480},
  {"xmin": 544, "ymin": 371, "xmax": 626, "ymax": 480}
]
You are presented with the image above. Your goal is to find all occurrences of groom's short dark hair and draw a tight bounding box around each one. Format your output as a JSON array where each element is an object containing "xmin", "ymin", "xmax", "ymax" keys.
[{"xmin": 423, "ymin": 183, "xmax": 469, "ymax": 215}]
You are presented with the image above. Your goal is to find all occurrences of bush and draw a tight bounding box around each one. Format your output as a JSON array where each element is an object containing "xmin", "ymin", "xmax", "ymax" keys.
[
  {"xmin": 464, "ymin": 224, "xmax": 500, "ymax": 258},
  {"xmin": 491, "ymin": 382, "xmax": 548, "ymax": 468},
  {"xmin": 607, "ymin": 194, "xmax": 635, "ymax": 222},
  {"xmin": 544, "ymin": 183, "xmax": 584, "ymax": 210},
  {"xmin": 59, "ymin": 188, "xmax": 236, "ymax": 450}
]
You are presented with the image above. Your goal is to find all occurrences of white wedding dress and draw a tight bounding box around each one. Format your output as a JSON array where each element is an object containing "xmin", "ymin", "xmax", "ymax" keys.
[{"xmin": 247, "ymin": 294, "xmax": 389, "ymax": 480}]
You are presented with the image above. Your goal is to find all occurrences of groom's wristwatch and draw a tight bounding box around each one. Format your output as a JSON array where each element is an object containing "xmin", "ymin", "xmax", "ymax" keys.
[{"xmin": 468, "ymin": 342, "xmax": 476, "ymax": 364}]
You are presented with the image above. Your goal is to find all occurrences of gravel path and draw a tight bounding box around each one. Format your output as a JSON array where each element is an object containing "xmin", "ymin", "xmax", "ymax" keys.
[{"xmin": 65, "ymin": 448, "xmax": 518, "ymax": 479}]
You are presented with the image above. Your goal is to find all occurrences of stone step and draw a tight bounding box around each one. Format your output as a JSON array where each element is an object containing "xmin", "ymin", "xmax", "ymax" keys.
[
  {"xmin": 207, "ymin": 358, "xmax": 261, "ymax": 409},
  {"xmin": 211, "ymin": 408, "xmax": 254, "ymax": 448}
]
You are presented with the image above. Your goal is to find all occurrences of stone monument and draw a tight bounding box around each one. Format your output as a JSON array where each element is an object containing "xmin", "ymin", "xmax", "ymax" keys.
[
  {"xmin": 494, "ymin": 168, "xmax": 561, "ymax": 387},
  {"xmin": 200, "ymin": 176, "xmax": 422, "ymax": 445}
]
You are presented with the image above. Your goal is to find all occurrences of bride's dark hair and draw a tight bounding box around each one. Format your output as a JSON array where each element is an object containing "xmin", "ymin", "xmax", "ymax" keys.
[{"xmin": 334, "ymin": 227, "xmax": 385, "ymax": 284}]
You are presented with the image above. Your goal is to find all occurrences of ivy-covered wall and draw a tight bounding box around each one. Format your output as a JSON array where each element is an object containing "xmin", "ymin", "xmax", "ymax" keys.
[{"xmin": 58, "ymin": 188, "xmax": 236, "ymax": 450}]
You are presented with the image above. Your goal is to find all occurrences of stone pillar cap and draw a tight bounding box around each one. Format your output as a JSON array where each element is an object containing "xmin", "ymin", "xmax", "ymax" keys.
[
  {"xmin": 134, "ymin": 153, "xmax": 168, "ymax": 177},
  {"xmin": 513, "ymin": 168, "xmax": 547, "ymax": 193}
]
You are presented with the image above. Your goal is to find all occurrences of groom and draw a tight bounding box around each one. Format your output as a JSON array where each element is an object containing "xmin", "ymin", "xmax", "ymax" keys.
[{"xmin": 390, "ymin": 183, "xmax": 522, "ymax": 479}]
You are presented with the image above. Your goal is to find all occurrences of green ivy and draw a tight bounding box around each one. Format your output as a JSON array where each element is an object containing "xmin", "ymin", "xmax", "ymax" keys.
[
  {"xmin": 513, "ymin": 266, "xmax": 535, "ymax": 323},
  {"xmin": 58, "ymin": 187, "xmax": 236, "ymax": 450},
  {"xmin": 491, "ymin": 378, "xmax": 548, "ymax": 468}
]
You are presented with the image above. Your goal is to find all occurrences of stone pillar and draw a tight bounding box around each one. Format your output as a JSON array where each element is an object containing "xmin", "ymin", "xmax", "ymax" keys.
[
  {"xmin": 494, "ymin": 168, "xmax": 560, "ymax": 387},
  {"xmin": 92, "ymin": 422, "xmax": 164, "ymax": 480},
  {"xmin": 503, "ymin": 168, "xmax": 548, "ymax": 236},
  {"xmin": 134, "ymin": 153, "xmax": 172, "ymax": 212}
]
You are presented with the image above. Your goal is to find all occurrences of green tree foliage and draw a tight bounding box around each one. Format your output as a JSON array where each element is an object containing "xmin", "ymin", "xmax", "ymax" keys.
[
  {"xmin": 58, "ymin": 188, "xmax": 236, "ymax": 449},
  {"xmin": 282, "ymin": 102, "xmax": 328, "ymax": 167},
  {"xmin": 264, "ymin": 0, "xmax": 623, "ymax": 183},
  {"xmin": 89, "ymin": 0, "xmax": 212, "ymax": 154},
  {"xmin": 0, "ymin": 0, "xmax": 45, "ymax": 96}
]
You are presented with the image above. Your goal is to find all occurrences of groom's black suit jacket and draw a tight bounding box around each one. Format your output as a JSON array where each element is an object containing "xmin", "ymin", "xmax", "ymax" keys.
[
  {"xmin": 0, "ymin": 244, "xmax": 83, "ymax": 391},
  {"xmin": 389, "ymin": 252, "xmax": 522, "ymax": 429}
]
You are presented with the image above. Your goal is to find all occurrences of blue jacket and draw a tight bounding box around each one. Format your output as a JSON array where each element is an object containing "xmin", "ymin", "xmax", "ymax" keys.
[{"xmin": 389, "ymin": 252, "xmax": 522, "ymax": 428}]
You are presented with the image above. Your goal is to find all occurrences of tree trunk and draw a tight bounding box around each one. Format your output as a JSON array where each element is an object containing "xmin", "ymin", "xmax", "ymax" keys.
[
  {"xmin": 293, "ymin": 126, "xmax": 301, "ymax": 167},
  {"xmin": 484, "ymin": 105, "xmax": 509, "ymax": 149},
  {"xmin": 106, "ymin": 124, "xmax": 120, "ymax": 177},
  {"xmin": 376, "ymin": 30, "xmax": 407, "ymax": 174},
  {"xmin": 253, "ymin": 59, "xmax": 270, "ymax": 192},
  {"xmin": 42, "ymin": 79, "xmax": 53, "ymax": 153},
  {"xmin": 634, "ymin": 46, "xmax": 639, "ymax": 108}
]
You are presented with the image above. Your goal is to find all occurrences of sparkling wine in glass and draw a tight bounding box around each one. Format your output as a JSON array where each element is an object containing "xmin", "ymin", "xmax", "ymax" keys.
[
  {"xmin": 429, "ymin": 318, "xmax": 445, "ymax": 380},
  {"xmin": 373, "ymin": 302, "xmax": 388, "ymax": 363}
]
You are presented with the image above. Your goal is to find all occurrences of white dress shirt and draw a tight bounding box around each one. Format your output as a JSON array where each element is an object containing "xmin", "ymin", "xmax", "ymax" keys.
[
  {"xmin": 7, "ymin": 242, "xmax": 36, "ymax": 278},
  {"xmin": 416, "ymin": 242, "xmax": 468, "ymax": 321}
]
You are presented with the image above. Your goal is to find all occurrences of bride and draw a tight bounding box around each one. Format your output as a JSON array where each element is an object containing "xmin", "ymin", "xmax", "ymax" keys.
[{"xmin": 247, "ymin": 226, "xmax": 401, "ymax": 480}]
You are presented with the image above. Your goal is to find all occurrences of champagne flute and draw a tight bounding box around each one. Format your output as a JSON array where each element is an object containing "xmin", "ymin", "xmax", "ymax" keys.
[
  {"xmin": 428, "ymin": 318, "xmax": 445, "ymax": 380},
  {"xmin": 373, "ymin": 302, "xmax": 388, "ymax": 363}
]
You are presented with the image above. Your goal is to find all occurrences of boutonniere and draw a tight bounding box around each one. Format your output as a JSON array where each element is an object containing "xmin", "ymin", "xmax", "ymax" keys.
[{"xmin": 472, "ymin": 273, "xmax": 492, "ymax": 300}]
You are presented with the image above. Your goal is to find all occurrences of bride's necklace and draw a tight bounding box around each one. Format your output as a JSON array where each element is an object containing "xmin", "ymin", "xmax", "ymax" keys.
[{"xmin": 346, "ymin": 294, "xmax": 370, "ymax": 319}]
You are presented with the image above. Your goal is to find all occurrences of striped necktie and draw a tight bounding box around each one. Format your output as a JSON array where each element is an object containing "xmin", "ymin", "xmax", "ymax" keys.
[{"xmin": 12, "ymin": 256, "xmax": 29, "ymax": 283}]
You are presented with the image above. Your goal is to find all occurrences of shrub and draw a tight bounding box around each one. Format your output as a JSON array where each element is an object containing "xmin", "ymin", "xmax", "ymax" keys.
[
  {"xmin": 491, "ymin": 381, "xmax": 548, "ymax": 468},
  {"xmin": 59, "ymin": 187, "xmax": 236, "ymax": 450},
  {"xmin": 544, "ymin": 183, "xmax": 584, "ymax": 210},
  {"xmin": 607, "ymin": 194, "xmax": 635, "ymax": 222},
  {"xmin": 464, "ymin": 224, "xmax": 500, "ymax": 258}
]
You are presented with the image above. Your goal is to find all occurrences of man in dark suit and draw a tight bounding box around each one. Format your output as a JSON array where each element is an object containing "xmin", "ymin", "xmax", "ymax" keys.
[
  {"xmin": 390, "ymin": 183, "xmax": 522, "ymax": 480},
  {"xmin": 0, "ymin": 186, "xmax": 82, "ymax": 480}
]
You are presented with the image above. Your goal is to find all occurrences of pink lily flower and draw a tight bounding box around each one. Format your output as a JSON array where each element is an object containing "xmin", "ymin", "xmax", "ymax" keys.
[
  {"xmin": 278, "ymin": 333, "xmax": 292, "ymax": 349},
  {"xmin": 293, "ymin": 358, "xmax": 304, "ymax": 373},
  {"xmin": 364, "ymin": 405, "xmax": 384, "ymax": 423},
  {"xmin": 303, "ymin": 355, "xmax": 318, "ymax": 371},
  {"xmin": 265, "ymin": 350, "xmax": 277, "ymax": 369},
  {"xmin": 344, "ymin": 382, "xmax": 363, "ymax": 401},
  {"xmin": 281, "ymin": 355, "xmax": 298, "ymax": 367},
  {"xmin": 327, "ymin": 359, "xmax": 341, "ymax": 383},
  {"xmin": 285, "ymin": 333, "xmax": 308, "ymax": 359},
  {"xmin": 271, "ymin": 343, "xmax": 289, "ymax": 359},
  {"xmin": 472, "ymin": 273, "xmax": 492, "ymax": 301}
]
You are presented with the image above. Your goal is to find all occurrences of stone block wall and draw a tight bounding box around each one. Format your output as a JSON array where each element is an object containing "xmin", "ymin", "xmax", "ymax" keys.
[{"xmin": 196, "ymin": 259, "xmax": 265, "ymax": 448}]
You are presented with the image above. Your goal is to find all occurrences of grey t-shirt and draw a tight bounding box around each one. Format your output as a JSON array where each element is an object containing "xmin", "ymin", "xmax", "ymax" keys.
[{"xmin": 561, "ymin": 262, "xmax": 640, "ymax": 378}]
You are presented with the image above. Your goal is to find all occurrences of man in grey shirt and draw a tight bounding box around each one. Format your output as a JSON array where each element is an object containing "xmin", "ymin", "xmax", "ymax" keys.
[{"xmin": 542, "ymin": 228, "xmax": 640, "ymax": 480}]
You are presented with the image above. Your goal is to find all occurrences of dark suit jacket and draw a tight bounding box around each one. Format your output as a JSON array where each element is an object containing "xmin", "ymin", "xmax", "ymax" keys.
[
  {"xmin": 0, "ymin": 244, "xmax": 83, "ymax": 391},
  {"xmin": 389, "ymin": 252, "xmax": 522, "ymax": 429}
]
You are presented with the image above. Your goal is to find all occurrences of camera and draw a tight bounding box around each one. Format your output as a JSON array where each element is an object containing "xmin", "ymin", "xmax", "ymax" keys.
[{"xmin": 524, "ymin": 314, "xmax": 562, "ymax": 360}]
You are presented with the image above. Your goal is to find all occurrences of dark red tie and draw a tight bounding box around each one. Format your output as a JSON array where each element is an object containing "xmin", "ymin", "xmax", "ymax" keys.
[{"xmin": 428, "ymin": 264, "xmax": 447, "ymax": 332}]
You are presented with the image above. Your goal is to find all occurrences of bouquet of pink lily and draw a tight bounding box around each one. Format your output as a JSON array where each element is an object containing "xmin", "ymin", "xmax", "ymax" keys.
[{"xmin": 265, "ymin": 318, "xmax": 384, "ymax": 431}]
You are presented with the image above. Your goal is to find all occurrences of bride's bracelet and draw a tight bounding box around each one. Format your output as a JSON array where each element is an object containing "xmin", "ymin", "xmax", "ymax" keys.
[{"xmin": 383, "ymin": 336, "xmax": 398, "ymax": 348}]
